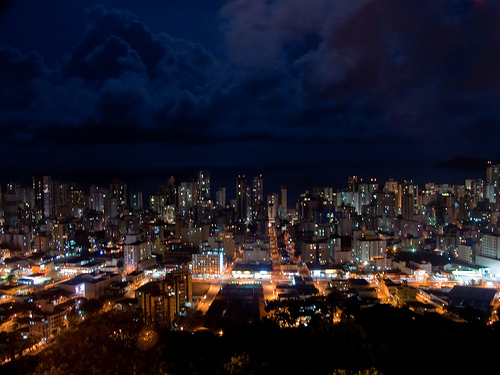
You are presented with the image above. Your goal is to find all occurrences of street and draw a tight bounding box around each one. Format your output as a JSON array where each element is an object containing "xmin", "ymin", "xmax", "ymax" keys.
[{"xmin": 196, "ymin": 283, "xmax": 220, "ymax": 315}]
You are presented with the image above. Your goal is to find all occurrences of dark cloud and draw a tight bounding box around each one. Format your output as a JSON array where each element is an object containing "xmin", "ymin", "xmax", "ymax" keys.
[
  {"xmin": 0, "ymin": 46, "xmax": 45, "ymax": 110},
  {"xmin": 69, "ymin": 34, "xmax": 147, "ymax": 81},
  {"xmin": 1, "ymin": 0, "xmax": 500, "ymax": 188},
  {"xmin": 66, "ymin": 7, "xmax": 160, "ymax": 80},
  {"xmin": 0, "ymin": 5, "xmax": 227, "ymax": 148}
]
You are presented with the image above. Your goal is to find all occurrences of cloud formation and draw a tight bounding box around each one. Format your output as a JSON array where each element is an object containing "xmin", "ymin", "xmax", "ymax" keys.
[
  {"xmin": 1, "ymin": 5, "xmax": 225, "ymax": 147},
  {"xmin": 1, "ymin": 1, "xmax": 500, "ymax": 185},
  {"xmin": 220, "ymin": 0, "xmax": 500, "ymax": 145}
]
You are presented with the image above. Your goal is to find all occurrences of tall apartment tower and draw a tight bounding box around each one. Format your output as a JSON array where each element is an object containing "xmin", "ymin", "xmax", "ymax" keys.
[
  {"xmin": 384, "ymin": 178, "xmax": 401, "ymax": 214},
  {"xmin": 236, "ymin": 175, "xmax": 250, "ymax": 222},
  {"xmin": 401, "ymin": 180, "xmax": 418, "ymax": 220},
  {"xmin": 165, "ymin": 268, "xmax": 193, "ymax": 315},
  {"xmin": 252, "ymin": 175, "xmax": 264, "ymax": 206},
  {"xmin": 110, "ymin": 179, "xmax": 127, "ymax": 211},
  {"xmin": 90, "ymin": 185, "xmax": 107, "ymax": 213},
  {"xmin": 465, "ymin": 178, "xmax": 484, "ymax": 208},
  {"xmin": 281, "ymin": 185, "xmax": 288, "ymax": 211},
  {"xmin": 197, "ymin": 170, "xmax": 210, "ymax": 204},
  {"xmin": 52, "ymin": 181, "xmax": 69, "ymax": 217},
  {"xmin": 0, "ymin": 179, "xmax": 3, "ymax": 213},
  {"xmin": 178, "ymin": 181, "xmax": 197, "ymax": 217},
  {"xmin": 136, "ymin": 282, "xmax": 175, "ymax": 328},
  {"xmin": 124, "ymin": 233, "xmax": 152, "ymax": 274},
  {"xmin": 33, "ymin": 173, "xmax": 52, "ymax": 219},
  {"xmin": 251, "ymin": 174, "xmax": 264, "ymax": 218},
  {"xmin": 267, "ymin": 193, "xmax": 277, "ymax": 222},
  {"xmin": 130, "ymin": 190, "xmax": 143, "ymax": 211},
  {"xmin": 3, "ymin": 183, "xmax": 18, "ymax": 226},
  {"xmin": 486, "ymin": 163, "xmax": 500, "ymax": 203},
  {"xmin": 486, "ymin": 163, "xmax": 500, "ymax": 187},
  {"xmin": 384, "ymin": 178, "xmax": 399, "ymax": 193},
  {"xmin": 68, "ymin": 184, "xmax": 86, "ymax": 218},
  {"xmin": 166, "ymin": 176, "xmax": 177, "ymax": 206},
  {"xmin": 216, "ymin": 187, "xmax": 226, "ymax": 208}
]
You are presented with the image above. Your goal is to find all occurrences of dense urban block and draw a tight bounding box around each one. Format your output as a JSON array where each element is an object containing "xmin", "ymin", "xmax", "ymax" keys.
[{"xmin": 1, "ymin": 166, "xmax": 500, "ymax": 374}]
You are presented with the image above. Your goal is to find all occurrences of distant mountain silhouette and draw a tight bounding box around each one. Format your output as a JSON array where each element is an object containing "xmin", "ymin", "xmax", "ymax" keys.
[{"xmin": 434, "ymin": 155, "xmax": 500, "ymax": 172}]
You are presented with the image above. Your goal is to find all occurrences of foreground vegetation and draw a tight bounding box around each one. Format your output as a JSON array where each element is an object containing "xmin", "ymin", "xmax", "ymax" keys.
[{"xmin": 2, "ymin": 298, "xmax": 498, "ymax": 375}]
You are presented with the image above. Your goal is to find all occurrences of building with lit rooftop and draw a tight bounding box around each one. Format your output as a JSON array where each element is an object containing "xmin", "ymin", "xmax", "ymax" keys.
[{"xmin": 191, "ymin": 243, "xmax": 225, "ymax": 278}]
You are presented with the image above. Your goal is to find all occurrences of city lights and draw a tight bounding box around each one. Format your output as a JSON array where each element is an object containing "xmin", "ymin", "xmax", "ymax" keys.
[{"xmin": 1, "ymin": 166, "xmax": 500, "ymax": 370}]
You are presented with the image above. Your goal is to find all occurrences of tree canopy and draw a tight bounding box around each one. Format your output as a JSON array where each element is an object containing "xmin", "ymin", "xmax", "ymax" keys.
[{"xmin": 3, "ymin": 301, "xmax": 499, "ymax": 375}]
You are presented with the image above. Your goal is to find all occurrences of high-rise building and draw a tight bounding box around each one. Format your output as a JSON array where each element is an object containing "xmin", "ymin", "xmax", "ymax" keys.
[
  {"xmin": 251, "ymin": 174, "xmax": 264, "ymax": 218},
  {"xmin": 110, "ymin": 179, "xmax": 127, "ymax": 211},
  {"xmin": 178, "ymin": 181, "xmax": 197, "ymax": 217},
  {"xmin": 89, "ymin": 185, "xmax": 108, "ymax": 213},
  {"xmin": 480, "ymin": 234, "xmax": 500, "ymax": 259},
  {"xmin": 374, "ymin": 191, "xmax": 398, "ymax": 218},
  {"xmin": 301, "ymin": 240, "xmax": 329, "ymax": 264},
  {"xmin": 384, "ymin": 179, "xmax": 401, "ymax": 214},
  {"xmin": 124, "ymin": 233, "xmax": 153, "ymax": 274},
  {"xmin": 486, "ymin": 163, "xmax": 500, "ymax": 187},
  {"xmin": 130, "ymin": 190, "xmax": 143, "ymax": 211},
  {"xmin": 252, "ymin": 174, "xmax": 264, "ymax": 206},
  {"xmin": 457, "ymin": 243, "xmax": 474, "ymax": 264},
  {"xmin": 216, "ymin": 187, "xmax": 226, "ymax": 208},
  {"xmin": 0, "ymin": 179, "xmax": 3, "ymax": 213},
  {"xmin": 486, "ymin": 163, "xmax": 500, "ymax": 203},
  {"xmin": 164, "ymin": 176, "xmax": 177, "ymax": 206},
  {"xmin": 53, "ymin": 182, "xmax": 69, "ymax": 217},
  {"xmin": 236, "ymin": 175, "xmax": 249, "ymax": 222},
  {"xmin": 68, "ymin": 184, "xmax": 85, "ymax": 218},
  {"xmin": 33, "ymin": 173, "xmax": 52, "ymax": 219},
  {"xmin": 267, "ymin": 193, "xmax": 277, "ymax": 222},
  {"xmin": 197, "ymin": 170, "xmax": 210, "ymax": 203},
  {"xmin": 347, "ymin": 176, "xmax": 358, "ymax": 192},
  {"xmin": 355, "ymin": 237, "xmax": 387, "ymax": 263},
  {"xmin": 465, "ymin": 178, "xmax": 484, "ymax": 208},
  {"xmin": 165, "ymin": 268, "xmax": 193, "ymax": 314},
  {"xmin": 281, "ymin": 185, "xmax": 287, "ymax": 211},
  {"xmin": 401, "ymin": 180, "xmax": 418, "ymax": 220},
  {"xmin": 3, "ymin": 183, "xmax": 18, "ymax": 226},
  {"xmin": 136, "ymin": 282, "xmax": 175, "ymax": 327}
]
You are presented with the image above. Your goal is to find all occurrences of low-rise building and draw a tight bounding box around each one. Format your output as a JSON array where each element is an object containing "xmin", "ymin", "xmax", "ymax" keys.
[
  {"xmin": 447, "ymin": 285, "xmax": 498, "ymax": 321},
  {"xmin": 29, "ymin": 295, "xmax": 73, "ymax": 340},
  {"xmin": 394, "ymin": 282, "xmax": 418, "ymax": 307},
  {"xmin": 240, "ymin": 237, "xmax": 270, "ymax": 263},
  {"xmin": 84, "ymin": 273, "xmax": 121, "ymax": 299},
  {"xmin": 280, "ymin": 261, "xmax": 299, "ymax": 276},
  {"xmin": 392, "ymin": 260, "xmax": 431, "ymax": 279},
  {"xmin": 59, "ymin": 274, "xmax": 95, "ymax": 297},
  {"xmin": 231, "ymin": 262, "xmax": 273, "ymax": 279}
]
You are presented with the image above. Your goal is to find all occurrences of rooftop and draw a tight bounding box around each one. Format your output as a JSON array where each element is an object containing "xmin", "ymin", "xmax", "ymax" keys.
[
  {"xmin": 232, "ymin": 262, "xmax": 273, "ymax": 273},
  {"xmin": 448, "ymin": 286, "xmax": 497, "ymax": 303}
]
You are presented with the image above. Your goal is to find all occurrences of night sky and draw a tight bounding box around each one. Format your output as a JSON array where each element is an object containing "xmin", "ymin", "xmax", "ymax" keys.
[{"xmin": 1, "ymin": 0, "xmax": 499, "ymax": 199}]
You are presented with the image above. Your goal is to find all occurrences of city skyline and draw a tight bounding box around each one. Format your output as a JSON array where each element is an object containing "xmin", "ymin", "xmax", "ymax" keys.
[
  {"xmin": 1, "ymin": 1, "xmax": 500, "ymax": 190},
  {"xmin": 0, "ymin": 163, "xmax": 492, "ymax": 214},
  {"xmin": 2, "ymin": 156, "xmax": 500, "ymax": 372},
  {"xmin": 4, "ymin": 3, "xmax": 500, "ymax": 372}
]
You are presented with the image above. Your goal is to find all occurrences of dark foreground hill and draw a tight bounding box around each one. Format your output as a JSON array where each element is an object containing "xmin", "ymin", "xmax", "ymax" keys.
[{"xmin": 3, "ymin": 303, "xmax": 498, "ymax": 375}]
